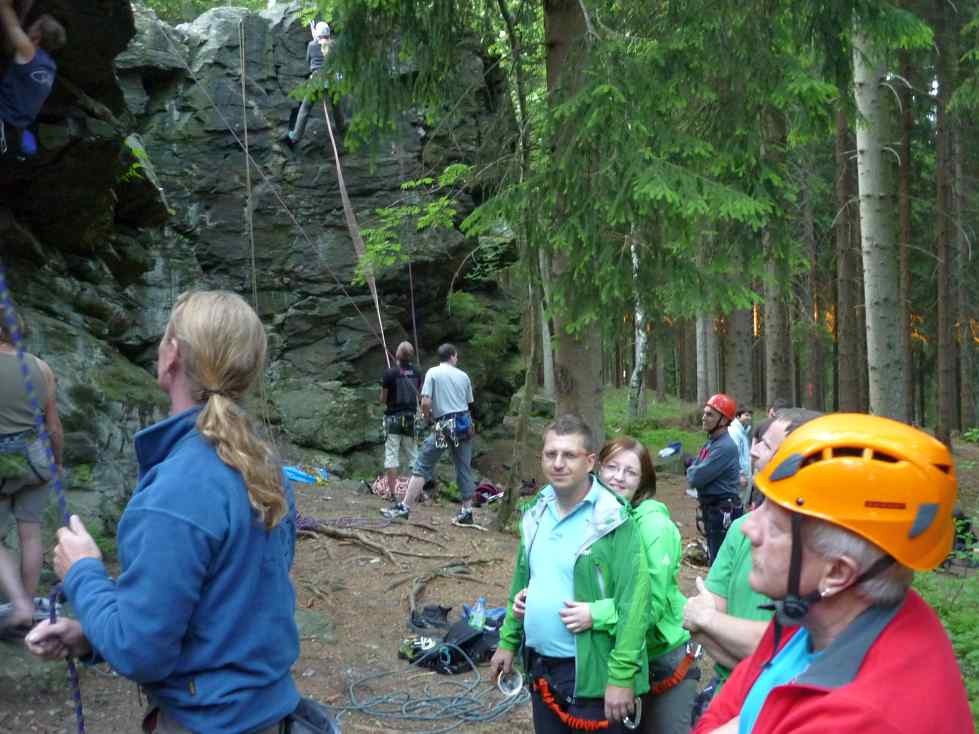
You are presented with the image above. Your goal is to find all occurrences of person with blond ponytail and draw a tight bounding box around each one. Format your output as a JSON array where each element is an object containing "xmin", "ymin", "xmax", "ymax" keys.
[{"xmin": 25, "ymin": 291, "xmax": 305, "ymax": 734}]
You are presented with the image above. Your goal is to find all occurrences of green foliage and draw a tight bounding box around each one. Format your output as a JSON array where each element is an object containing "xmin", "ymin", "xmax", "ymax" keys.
[
  {"xmin": 963, "ymin": 428, "xmax": 979, "ymax": 444},
  {"xmin": 354, "ymin": 164, "xmax": 473, "ymax": 286},
  {"xmin": 446, "ymin": 291, "xmax": 519, "ymax": 363},
  {"xmin": 141, "ymin": 0, "xmax": 266, "ymax": 23},
  {"xmin": 119, "ymin": 139, "xmax": 150, "ymax": 184},
  {"xmin": 915, "ymin": 570, "xmax": 979, "ymax": 723}
]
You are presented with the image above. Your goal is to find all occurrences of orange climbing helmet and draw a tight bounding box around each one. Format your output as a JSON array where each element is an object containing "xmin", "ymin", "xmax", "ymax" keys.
[
  {"xmin": 754, "ymin": 413, "xmax": 957, "ymax": 571},
  {"xmin": 705, "ymin": 393, "xmax": 736, "ymax": 422}
]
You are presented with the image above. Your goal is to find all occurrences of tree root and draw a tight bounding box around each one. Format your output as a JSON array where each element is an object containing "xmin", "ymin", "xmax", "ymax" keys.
[
  {"xmin": 386, "ymin": 558, "xmax": 504, "ymax": 612},
  {"xmin": 300, "ymin": 525, "xmax": 456, "ymax": 565}
]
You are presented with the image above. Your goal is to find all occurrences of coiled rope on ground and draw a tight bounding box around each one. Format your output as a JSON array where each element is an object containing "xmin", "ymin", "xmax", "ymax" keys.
[{"xmin": 338, "ymin": 641, "xmax": 530, "ymax": 733}]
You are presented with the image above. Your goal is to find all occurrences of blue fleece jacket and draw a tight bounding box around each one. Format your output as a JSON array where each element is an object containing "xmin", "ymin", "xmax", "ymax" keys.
[
  {"xmin": 686, "ymin": 430, "xmax": 741, "ymax": 501},
  {"xmin": 64, "ymin": 407, "xmax": 300, "ymax": 734}
]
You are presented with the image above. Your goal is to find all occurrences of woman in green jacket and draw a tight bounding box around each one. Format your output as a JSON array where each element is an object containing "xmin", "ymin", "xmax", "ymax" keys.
[{"xmin": 596, "ymin": 436, "xmax": 695, "ymax": 734}]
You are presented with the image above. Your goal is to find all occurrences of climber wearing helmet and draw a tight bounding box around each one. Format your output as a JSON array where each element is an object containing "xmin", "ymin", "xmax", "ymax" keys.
[
  {"xmin": 687, "ymin": 393, "xmax": 743, "ymax": 563},
  {"xmin": 692, "ymin": 414, "xmax": 972, "ymax": 734}
]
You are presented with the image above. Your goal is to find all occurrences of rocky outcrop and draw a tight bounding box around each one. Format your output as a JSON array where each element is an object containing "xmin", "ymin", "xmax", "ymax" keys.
[{"xmin": 0, "ymin": 1, "xmax": 520, "ymax": 535}]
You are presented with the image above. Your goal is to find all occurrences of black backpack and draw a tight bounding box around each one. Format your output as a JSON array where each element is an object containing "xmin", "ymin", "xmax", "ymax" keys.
[{"xmin": 416, "ymin": 620, "xmax": 499, "ymax": 675}]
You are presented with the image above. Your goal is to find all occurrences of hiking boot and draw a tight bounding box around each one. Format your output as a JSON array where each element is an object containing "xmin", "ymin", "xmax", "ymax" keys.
[
  {"xmin": 452, "ymin": 509, "xmax": 474, "ymax": 526},
  {"xmin": 381, "ymin": 502, "xmax": 410, "ymax": 520}
]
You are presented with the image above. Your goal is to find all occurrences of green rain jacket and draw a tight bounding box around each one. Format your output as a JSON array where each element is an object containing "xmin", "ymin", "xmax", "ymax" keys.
[
  {"xmin": 497, "ymin": 481, "xmax": 651, "ymax": 698},
  {"xmin": 590, "ymin": 499, "xmax": 689, "ymax": 661}
]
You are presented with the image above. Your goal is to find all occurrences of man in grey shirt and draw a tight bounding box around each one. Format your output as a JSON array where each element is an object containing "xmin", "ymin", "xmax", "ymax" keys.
[{"xmin": 382, "ymin": 343, "xmax": 476, "ymax": 525}]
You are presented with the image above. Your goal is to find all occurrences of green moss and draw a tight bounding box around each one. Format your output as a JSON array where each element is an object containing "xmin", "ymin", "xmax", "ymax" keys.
[
  {"xmin": 70, "ymin": 464, "xmax": 95, "ymax": 489},
  {"xmin": 99, "ymin": 360, "xmax": 167, "ymax": 409}
]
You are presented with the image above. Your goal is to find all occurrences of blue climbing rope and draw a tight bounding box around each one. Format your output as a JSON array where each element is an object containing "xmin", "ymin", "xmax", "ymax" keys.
[{"xmin": 0, "ymin": 259, "xmax": 85, "ymax": 734}]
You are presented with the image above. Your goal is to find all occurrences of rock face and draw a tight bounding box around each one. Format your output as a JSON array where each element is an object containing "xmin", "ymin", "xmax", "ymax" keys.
[{"xmin": 0, "ymin": 1, "xmax": 520, "ymax": 535}]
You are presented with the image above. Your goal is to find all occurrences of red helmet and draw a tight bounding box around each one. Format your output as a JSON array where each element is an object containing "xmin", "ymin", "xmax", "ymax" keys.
[{"xmin": 706, "ymin": 393, "xmax": 736, "ymax": 421}]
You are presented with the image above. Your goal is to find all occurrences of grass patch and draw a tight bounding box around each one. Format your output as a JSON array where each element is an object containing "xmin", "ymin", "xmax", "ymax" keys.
[
  {"xmin": 605, "ymin": 388, "xmax": 704, "ymax": 461},
  {"xmin": 914, "ymin": 569, "xmax": 979, "ymax": 725}
]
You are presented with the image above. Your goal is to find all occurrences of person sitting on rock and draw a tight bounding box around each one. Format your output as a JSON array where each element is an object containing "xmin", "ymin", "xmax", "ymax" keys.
[{"xmin": 0, "ymin": 0, "xmax": 65, "ymax": 157}]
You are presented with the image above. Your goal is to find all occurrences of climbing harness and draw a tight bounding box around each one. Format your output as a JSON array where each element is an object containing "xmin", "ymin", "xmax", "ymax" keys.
[
  {"xmin": 532, "ymin": 676, "xmax": 642, "ymax": 731},
  {"xmin": 649, "ymin": 642, "xmax": 702, "ymax": 696},
  {"xmin": 433, "ymin": 412, "xmax": 472, "ymax": 449},
  {"xmin": 0, "ymin": 261, "xmax": 86, "ymax": 734}
]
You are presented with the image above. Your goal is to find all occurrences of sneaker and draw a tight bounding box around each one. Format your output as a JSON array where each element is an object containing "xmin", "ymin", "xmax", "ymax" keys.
[
  {"xmin": 381, "ymin": 502, "xmax": 410, "ymax": 520},
  {"xmin": 452, "ymin": 509, "xmax": 474, "ymax": 526}
]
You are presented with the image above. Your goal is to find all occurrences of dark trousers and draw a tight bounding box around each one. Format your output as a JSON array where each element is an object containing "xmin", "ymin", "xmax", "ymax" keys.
[
  {"xmin": 527, "ymin": 649, "xmax": 628, "ymax": 734},
  {"xmin": 701, "ymin": 497, "xmax": 743, "ymax": 564}
]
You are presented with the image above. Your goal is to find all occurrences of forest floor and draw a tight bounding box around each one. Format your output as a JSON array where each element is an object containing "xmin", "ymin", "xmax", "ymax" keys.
[{"xmin": 1, "ymin": 430, "xmax": 977, "ymax": 733}]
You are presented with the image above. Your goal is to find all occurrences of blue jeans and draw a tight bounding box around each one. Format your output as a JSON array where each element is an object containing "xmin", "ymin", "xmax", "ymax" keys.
[{"xmin": 412, "ymin": 430, "xmax": 475, "ymax": 501}]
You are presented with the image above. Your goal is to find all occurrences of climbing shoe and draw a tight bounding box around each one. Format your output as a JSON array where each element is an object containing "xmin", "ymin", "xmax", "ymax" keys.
[
  {"xmin": 381, "ymin": 502, "xmax": 410, "ymax": 520},
  {"xmin": 281, "ymin": 133, "xmax": 296, "ymax": 150},
  {"xmin": 452, "ymin": 509, "xmax": 474, "ymax": 527}
]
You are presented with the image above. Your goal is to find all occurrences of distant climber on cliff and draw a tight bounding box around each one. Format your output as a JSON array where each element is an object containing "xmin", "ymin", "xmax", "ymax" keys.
[
  {"xmin": 283, "ymin": 21, "xmax": 344, "ymax": 150},
  {"xmin": 0, "ymin": 0, "xmax": 64, "ymax": 158}
]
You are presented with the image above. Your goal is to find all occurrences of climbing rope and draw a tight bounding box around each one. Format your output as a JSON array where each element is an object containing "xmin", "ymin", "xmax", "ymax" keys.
[
  {"xmin": 340, "ymin": 641, "xmax": 529, "ymax": 733},
  {"xmin": 0, "ymin": 260, "xmax": 85, "ymax": 734},
  {"xmin": 152, "ymin": 22, "xmax": 397, "ymax": 366},
  {"xmin": 319, "ymin": 96, "xmax": 391, "ymax": 368}
]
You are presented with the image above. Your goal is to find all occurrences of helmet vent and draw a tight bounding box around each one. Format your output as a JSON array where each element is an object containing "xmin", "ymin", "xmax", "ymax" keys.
[
  {"xmin": 872, "ymin": 451, "xmax": 898, "ymax": 463},
  {"xmin": 934, "ymin": 464, "xmax": 952, "ymax": 475},
  {"xmin": 832, "ymin": 446, "xmax": 865, "ymax": 459}
]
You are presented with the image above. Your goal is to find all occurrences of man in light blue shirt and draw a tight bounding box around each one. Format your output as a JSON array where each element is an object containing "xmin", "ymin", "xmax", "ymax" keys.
[
  {"xmin": 522, "ymin": 479, "xmax": 604, "ymax": 657},
  {"xmin": 490, "ymin": 415, "xmax": 651, "ymax": 734},
  {"xmin": 728, "ymin": 406, "xmax": 752, "ymax": 505}
]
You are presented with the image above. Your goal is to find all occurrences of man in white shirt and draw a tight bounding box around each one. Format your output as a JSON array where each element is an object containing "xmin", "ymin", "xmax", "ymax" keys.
[{"xmin": 382, "ymin": 343, "xmax": 476, "ymax": 525}]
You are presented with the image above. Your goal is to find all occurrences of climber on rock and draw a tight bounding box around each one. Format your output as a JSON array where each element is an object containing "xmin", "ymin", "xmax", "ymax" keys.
[{"xmin": 0, "ymin": 0, "xmax": 65, "ymax": 157}]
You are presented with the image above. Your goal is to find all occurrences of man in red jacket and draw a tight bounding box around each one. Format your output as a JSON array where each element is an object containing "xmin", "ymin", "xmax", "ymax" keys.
[{"xmin": 693, "ymin": 413, "xmax": 973, "ymax": 734}]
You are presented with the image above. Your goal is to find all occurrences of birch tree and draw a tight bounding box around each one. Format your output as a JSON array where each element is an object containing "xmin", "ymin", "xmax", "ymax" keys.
[{"xmin": 852, "ymin": 28, "xmax": 907, "ymax": 420}]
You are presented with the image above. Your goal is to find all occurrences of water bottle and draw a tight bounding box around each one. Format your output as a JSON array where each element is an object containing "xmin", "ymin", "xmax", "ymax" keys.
[{"xmin": 469, "ymin": 596, "xmax": 486, "ymax": 630}]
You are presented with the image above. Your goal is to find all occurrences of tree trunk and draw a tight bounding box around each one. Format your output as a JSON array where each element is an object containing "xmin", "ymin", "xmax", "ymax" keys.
[
  {"xmin": 955, "ymin": 127, "xmax": 975, "ymax": 429},
  {"xmin": 544, "ymin": 0, "xmax": 604, "ymax": 440},
  {"xmin": 696, "ymin": 313, "xmax": 710, "ymax": 405},
  {"xmin": 539, "ymin": 249, "xmax": 556, "ymax": 397},
  {"xmin": 852, "ymin": 29, "xmax": 906, "ymax": 420},
  {"xmin": 497, "ymin": 279, "xmax": 541, "ymax": 528},
  {"xmin": 898, "ymin": 51, "xmax": 914, "ymax": 421},
  {"xmin": 627, "ymin": 236, "xmax": 648, "ymax": 418},
  {"xmin": 725, "ymin": 309, "xmax": 753, "ymax": 408},
  {"xmin": 656, "ymin": 330, "xmax": 668, "ymax": 402},
  {"xmin": 836, "ymin": 106, "xmax": 861, "ymax": 412},
  {"xmin": 706, "ymin": 318, "xmax": 720, "ymax": 397},
  {"xmin": 802, "ymin": 181, "xmax": 824, "ymax": 410},
  {"xmin": 764, "ymin": 248, "xmax": 792, "ymax": 407},
  {"xmin": 933, "ymin": 2, "xmax": 956, "ymax": 443}
]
